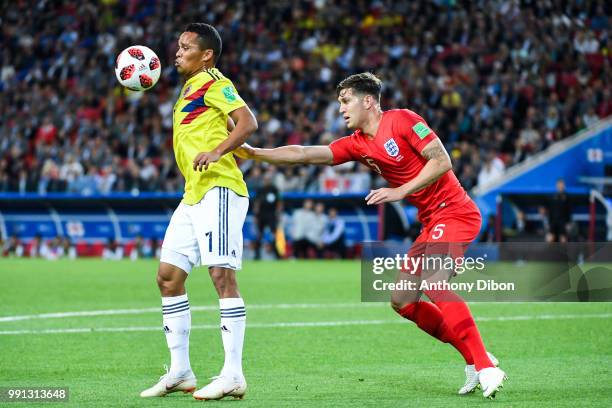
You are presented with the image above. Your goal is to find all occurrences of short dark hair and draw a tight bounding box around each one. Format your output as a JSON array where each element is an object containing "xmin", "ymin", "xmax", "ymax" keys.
[
  {"xmin": 184, "ymin": 23, "xmax": 222, "ymax": 63},
  {"xmin": 336, "ymin": 72, "xmax": 382, "ymax": 102}
]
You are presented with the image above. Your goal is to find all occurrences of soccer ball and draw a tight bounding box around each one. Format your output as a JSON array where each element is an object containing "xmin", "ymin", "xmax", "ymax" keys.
[{"xmin": 114, "ymin": 45, "xmax": 161, "ymax": 91}]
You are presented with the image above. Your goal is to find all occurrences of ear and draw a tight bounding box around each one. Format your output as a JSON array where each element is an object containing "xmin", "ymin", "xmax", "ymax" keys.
[
  {"xmin": 201, "ymin": 49, "xmax": 214, "ymax": 64},
  {"xmin": 362, "ymin": 94, "xmax": 375, "ymax": 109}
]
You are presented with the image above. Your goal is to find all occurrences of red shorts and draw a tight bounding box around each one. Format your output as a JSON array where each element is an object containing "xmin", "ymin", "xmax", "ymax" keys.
[{"xmin": 408, "ymin": 200, "xmax": 482, "ymax": 260}]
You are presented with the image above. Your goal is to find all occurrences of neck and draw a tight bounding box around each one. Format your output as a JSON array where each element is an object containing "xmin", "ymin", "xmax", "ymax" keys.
[
  {"xmin": 361, "ymin": 109, "xmax": 384, "ymax": 138},
  {"xmin": 185, "ymin": 64, "xmax": 213, "ymax": 81}
]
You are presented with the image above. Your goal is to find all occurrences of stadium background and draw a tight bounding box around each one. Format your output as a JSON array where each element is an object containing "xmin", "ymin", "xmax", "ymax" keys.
[
  {"xmin": 0, "ymin": 1, "xmax": 611, "ymax": 407},
  {"xmin": 0, "ymin": 0, "xmax": 610, "ymax": 257}
]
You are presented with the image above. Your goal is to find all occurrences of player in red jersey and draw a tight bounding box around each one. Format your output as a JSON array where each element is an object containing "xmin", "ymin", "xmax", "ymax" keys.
[{"xmin": 235, "ymin": 72, "xmax": 506, "ymax": 398}]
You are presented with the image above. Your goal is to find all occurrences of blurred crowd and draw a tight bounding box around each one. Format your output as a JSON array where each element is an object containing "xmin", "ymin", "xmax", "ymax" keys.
[
  {"xmin": 1, "ymin": 200, "xmax": 348, "ymax": 258},
  {"xmin": 1, "ymin": 234, "xmax": 162, "ymax": 260},
  {"xmin": 0, "ymin": 0, "xmax": 610, "ymax": 197}
]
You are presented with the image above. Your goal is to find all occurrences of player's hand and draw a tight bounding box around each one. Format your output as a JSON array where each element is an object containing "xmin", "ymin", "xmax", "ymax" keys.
[
  {"xmin": 233, "ymin": 143, "xmax": 256, "ymax": 159},
  {"xmin": 365, "ymin": 187, "xmax": 406, "ymax": 205},
  {"xmin": 193, "ymin": 151, "xmax": 221, "ymax": 171}
]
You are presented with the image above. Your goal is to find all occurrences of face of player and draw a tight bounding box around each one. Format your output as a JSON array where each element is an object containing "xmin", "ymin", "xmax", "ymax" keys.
[
  {"xmin": 175, "ymin": 32, "xmax": 212, "ymax": 78},
  {"xmin": 338, "ymin": 88, "xmax": 367, "ymax": 130}
]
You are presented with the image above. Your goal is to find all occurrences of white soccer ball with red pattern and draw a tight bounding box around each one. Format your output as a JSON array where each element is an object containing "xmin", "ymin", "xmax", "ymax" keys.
[{"xmin": 114, "ymin": 45, "xmax": 161, "ymax": 91}]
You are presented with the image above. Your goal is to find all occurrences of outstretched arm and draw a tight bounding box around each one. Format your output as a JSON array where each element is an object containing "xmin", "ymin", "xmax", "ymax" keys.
[
  {"xmin": 234, "ymin": 143, "xmax": 334, "ymax": 166},
  {"xmin": 366, "ymin": 138, "xmax": 452, "ymax": 205}
]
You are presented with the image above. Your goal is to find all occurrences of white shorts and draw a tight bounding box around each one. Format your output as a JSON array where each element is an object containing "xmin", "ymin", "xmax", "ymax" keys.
[{"xmin": 161, "ymin": 186, "xmax": 249, "ymax": 272}]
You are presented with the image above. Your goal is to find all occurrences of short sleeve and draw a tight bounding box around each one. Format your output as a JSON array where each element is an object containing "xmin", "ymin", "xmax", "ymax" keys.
[
  {"xmin": 329, "ymin": 136, "xmax": 356, "ymax": 165},
  {"xmin": 393, "ymin": 110, "xmax": 438, "ymax": 153},
  {"xmin": 204, "ymin": 78, "xmax": 246, "ymax": 115}
]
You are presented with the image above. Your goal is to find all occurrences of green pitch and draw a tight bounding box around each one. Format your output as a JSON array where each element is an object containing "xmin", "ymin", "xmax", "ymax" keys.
[{"xmin": 1, "ymin": 259, "xmax": 611, "ymax": 407}]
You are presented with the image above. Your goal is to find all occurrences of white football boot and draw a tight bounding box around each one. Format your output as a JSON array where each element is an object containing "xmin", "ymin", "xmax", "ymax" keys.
[
  {"xmin": 193, "ymin": 374, "xmax": 247, "ymax": 401},
  {"xmin": 458, "ymin": 352, "xmax": 499, "ymax": 395},
  {"xmin": 479, "ymin": 366, "xmax": 507, "ymax": 399},
  {"xmin": 140, "ymin": 366, "xmax": 197, "ymax": 397}
]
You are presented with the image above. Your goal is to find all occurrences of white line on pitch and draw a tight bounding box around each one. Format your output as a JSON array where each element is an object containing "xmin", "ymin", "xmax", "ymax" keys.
[
  {"xmin": 0, "ymin": 303, "xmax": 385, "ymax": 323},
  {"xmin": 0, "ymin": 313, "xmax": 610, "ymax": 336}
]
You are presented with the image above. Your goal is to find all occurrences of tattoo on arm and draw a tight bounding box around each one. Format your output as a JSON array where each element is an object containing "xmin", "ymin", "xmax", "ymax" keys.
[{"xmin": 421, "ymin": 145, "xmax": 448, "ymax": 165}]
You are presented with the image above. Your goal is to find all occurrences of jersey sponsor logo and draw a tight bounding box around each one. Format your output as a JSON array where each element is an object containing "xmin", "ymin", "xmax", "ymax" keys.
[
  {"xmin": 182, "ymin": 85, "xmax": 192, "ymax": 97},
  {"xmin": 222, "ymin": 86, "xmax": 237, "ymax": 103},
  {"xmin": 384, "ymin": 138, "xmax": 400, "ymax": 157},
  {"xmin": 412, "ymin": 122, "xmax": 432, "ymax": 139}
]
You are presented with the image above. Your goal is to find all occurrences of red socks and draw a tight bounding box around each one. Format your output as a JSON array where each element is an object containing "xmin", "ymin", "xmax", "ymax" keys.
[
  {"xmin": 424, "ymin": 289, "xmax": 494, "ymax": 371},
  {"xmin": 398, "ymin": 301, "xmax": 473, "ymax": 365}
]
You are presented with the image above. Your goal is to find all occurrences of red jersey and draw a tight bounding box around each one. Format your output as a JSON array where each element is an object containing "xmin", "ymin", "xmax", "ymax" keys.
[{"xmin": 329, "ymin": 109, "xmax": 471, "ymax": 225}]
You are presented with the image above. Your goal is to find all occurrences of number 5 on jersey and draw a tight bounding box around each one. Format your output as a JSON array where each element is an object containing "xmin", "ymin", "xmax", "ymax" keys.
[
  {"xmin": 365, "ymin": 158, "xmax": 382, "ymax": 174},
  {"xmin": 431, "ymin": 223, "xmax": 445, "ymax": 240}
]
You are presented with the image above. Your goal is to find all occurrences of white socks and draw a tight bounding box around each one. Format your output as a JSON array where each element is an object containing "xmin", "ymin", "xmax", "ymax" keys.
[
  {"xmin": 162, "ymin": 294, "xmax": 191, "ymax": 377},
  {"xmin": 219, "ymin": 297, "xmax": 246, "ymax": 378},
  {"xmin": 161, "ymin": 295, "xmax": 245, "ymax": 379}
]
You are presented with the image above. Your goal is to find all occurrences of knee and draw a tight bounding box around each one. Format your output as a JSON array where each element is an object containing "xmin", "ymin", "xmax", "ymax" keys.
[
  {"xmin": 209, "ymin": 268, "xmax": 225, "ymax": 289},
  {"xmin": 391, "ymin": 300, "xmax": 416, "ymax": 319},
  {"xmin": 211, "ymin": 276, "xmax": 227, "ymax": 294},
  {"xmin": 390, "ymin": 291, "xmax": 412, "ymax": 313},
  {"xmin": 390, "ymin": 300, "xmax": 403, "ymax": 313},
  {"xmin": 156, "ymin": 273, "xmax": 170, "ymax": 291},
  {"xmin": 209, "ymin": 268, "xmax": 238, "ymax": 297},
  {"xmin": 156, "ymin": 266, "xmax": 184, "ymax": 296}
]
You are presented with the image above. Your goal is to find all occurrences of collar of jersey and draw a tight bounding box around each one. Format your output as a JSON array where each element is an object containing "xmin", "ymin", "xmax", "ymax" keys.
[{"xmin": 185, "ymin": 69, "xmax": 217, "ymax": 86}]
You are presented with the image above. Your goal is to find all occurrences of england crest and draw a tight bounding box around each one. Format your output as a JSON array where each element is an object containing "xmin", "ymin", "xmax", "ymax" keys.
[{"xmin": 384, "ymin": 138, "xmax": 399, "ymax": 157}]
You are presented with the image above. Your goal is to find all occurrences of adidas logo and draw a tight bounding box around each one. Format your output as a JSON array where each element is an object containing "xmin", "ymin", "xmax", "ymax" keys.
[
  {"xmin": 163, "ymin": 325, "xmax": 171, "ymax": 333},
  {"xmin": 231, "ymin": 250, "xmax": 236, "ymax": 257},
  {"xmin": 221, "ymin": 325, "xmax": 230, "ymax": 333}
]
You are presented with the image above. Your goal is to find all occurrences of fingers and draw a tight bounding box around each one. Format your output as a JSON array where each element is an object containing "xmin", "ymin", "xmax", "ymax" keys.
[
  {"xmin": 367, "ymin": 195, "xmax": 381, "ymax": 205},
  {"xmin": 366, "ymin": 189, "xmax": 390, "ymax": 205},
  {"xmin": 238, "ymin": 144, "xmax": 254, "ymax": 159},
  {"xmin": 233, "ymin": 146, "xmax": 251, "ymax": 159},
  {"xmin": 201, "ymin": 157, "xmax": 210, "ymax": 171},
  {"xmin": 365, "ymin": 189, "xmax": 377, "ymax": 201},
  {"xmin": 366, "ymin": 191, "xmax": 383, "ymax": 205},
  {"xmin": 193, "ymin": 154, "xmax": 210, "ymax": 172},
  {"xmin": 193, "ymin": 154, "xmax": 202, "ymax": 171}
]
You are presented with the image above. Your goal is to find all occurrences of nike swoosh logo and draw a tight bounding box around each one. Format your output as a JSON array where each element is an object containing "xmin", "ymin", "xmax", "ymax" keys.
[{"xmin": 166, "ymin": 379, "xmax": 186, "ymax": 390}]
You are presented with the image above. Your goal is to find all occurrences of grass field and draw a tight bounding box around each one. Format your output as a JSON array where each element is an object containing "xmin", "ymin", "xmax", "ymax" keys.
[{"xmin": 1, "ymin": 259, "xmax": 611, "ymax": 407}]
